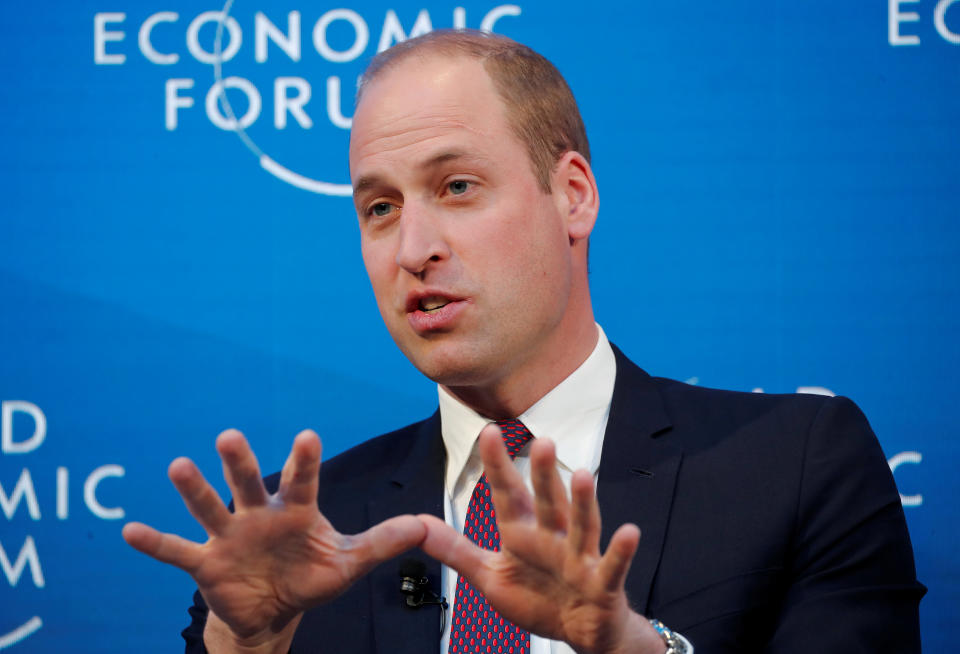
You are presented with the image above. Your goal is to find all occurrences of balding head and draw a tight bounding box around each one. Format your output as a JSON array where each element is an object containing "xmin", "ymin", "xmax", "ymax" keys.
[{"xmin": 357, "ymin": 29, "xmax": 590, "ymax": 193}]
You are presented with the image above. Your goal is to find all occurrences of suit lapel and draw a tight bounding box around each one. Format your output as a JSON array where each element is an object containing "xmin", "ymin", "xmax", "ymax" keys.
[
  {"xmin": 367, "ymin": 412, "xmax": 447, "ymax": 654},
  {"xmin": 597, "ymin": 346, "xmax": 680, "ymax": 615},
  {"xmin": 362, "ymin": 346, "xmax": 679, "ymax": 649}
]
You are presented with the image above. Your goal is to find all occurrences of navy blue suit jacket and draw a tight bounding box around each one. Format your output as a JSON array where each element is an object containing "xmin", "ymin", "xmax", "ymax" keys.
[{"xmin": 184, "ymin": 346, "xmax": 924, "ymax": 652}]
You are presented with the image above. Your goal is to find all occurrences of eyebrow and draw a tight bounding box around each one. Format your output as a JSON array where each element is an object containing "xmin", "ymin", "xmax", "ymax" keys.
[
  {"xmin": 352, "ymin": 176, "xmax": 382, "ymax": 201},
  {"xmin": 424, "ymin": 149, "xmax": 477, "ymax": 167},
  {"xmin": 352, "ymin": 149, "xmax": 491, "ymax": 200}
]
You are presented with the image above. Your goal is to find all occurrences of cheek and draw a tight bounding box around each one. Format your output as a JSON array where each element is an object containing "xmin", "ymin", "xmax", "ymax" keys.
[
  {"xmin": 361, "ymin": 244, "xmax": 395, "ymax": 307},
  {"xmin": 499, "ymin": 203, "xmax": 569, "ymax": 274},
  {"xmin": 475, "ymin": 233, "xmax": 568, "ymax": 319}
]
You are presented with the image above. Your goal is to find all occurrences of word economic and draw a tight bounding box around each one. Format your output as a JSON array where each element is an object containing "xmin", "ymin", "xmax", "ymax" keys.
[
  {"xmin": 1, "ymin": 401, "xmax": 125, "ymax": 590},
  {"xmin": 93, "ymin": 6, "xmax": 523, "ymax": 131}
]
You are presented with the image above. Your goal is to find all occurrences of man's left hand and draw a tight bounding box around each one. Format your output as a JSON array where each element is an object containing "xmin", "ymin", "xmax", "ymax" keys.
[{"xmin": 418, "ymin": 424, "xmax": 665, "ymax": 654}]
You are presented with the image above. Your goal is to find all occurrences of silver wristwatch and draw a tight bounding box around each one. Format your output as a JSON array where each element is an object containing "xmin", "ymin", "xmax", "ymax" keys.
[{"xmin": 648, "ymin": 618, "xmax": 689, "ymax": 654}]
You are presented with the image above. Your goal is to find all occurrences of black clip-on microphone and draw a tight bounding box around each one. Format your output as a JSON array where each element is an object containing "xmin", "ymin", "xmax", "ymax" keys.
[{"xmin": 399, "ymin": 558, "xmax": 448, "ymax": 635}]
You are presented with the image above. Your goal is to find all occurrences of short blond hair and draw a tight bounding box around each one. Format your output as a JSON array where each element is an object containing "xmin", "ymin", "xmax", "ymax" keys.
[{"xmin": 358, "ymin": 30, "xmax": 590, "ymax": 193}]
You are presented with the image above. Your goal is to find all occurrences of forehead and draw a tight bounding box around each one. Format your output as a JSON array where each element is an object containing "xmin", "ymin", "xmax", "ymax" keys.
[{"xmin": 349, "ymin": 55, "xmax": 515, "ymax": 177}]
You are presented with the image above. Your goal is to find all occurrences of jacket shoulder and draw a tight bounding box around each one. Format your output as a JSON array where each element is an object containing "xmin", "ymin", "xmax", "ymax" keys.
[
  {"xmin": 263, "ymin": 414, "xmax": 438, "ymax": 494},
  {"xmin": 646, "ymin": 374, "xmax": 853, "ymax": 447}
]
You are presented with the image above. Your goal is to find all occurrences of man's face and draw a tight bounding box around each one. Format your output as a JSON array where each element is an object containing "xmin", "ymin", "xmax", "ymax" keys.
[{"xmin": 349, "ymin": 55, "xmax": 580, "ymax": 390}]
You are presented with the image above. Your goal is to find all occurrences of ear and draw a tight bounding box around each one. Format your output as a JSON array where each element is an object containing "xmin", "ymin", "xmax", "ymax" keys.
[{"xmin": 551, "ymin": 151, "xmax": 599, "ymax": 243}]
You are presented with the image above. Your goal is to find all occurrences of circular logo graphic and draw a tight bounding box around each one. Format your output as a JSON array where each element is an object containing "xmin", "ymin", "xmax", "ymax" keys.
[
  {"xmin": 214, "ymin": 0, "xmax": 353, "ymax": 196},
  {"xmin": 0, "ymin": 617, "xmax": 42, "ymax": 651}
]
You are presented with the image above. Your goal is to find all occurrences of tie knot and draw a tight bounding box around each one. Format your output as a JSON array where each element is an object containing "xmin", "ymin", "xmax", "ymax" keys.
[{"xmin": 495, "ymin": 419, "xmax": 533, "ymax": 459}]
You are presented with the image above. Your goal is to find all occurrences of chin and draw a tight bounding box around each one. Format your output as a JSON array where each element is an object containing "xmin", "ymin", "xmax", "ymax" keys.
[
  {"xmin": 411, "ymin": 357, "xmax": 485, "ymax": 386},
  {"xmin": 403, "ymin": 342, "xmax": 500, "ymax": 387}
]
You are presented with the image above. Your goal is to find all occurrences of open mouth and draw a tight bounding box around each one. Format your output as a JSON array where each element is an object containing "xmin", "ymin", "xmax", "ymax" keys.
[
  {"xmin": 419, "ymin": 297, "xmax": 451, "ymax": 313},
  {"xmin": 405, "ymin": 292, "xmax": 467, "ymax": 332}
]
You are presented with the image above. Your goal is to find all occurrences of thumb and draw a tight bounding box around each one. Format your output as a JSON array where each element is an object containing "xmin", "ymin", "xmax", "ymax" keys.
[
  {"xmin": 417, "ymin": 514, "xmax": 490, "ymax": 585},
  {"xmin": 347, "ymin": 515, "xmax": 426, "ymax": 578}
]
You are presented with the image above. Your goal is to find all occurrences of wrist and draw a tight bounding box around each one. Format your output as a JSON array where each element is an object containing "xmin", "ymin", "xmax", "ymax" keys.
[
  {"xmin": 623, "ymin": 611, "xmax": 667, "ymax": 654},
  {"xmin": 647, "ymin": 618, "xmax": 690, "ymax": 654},
  {"xmin": 584, "ymin": 609, "xmax": 665, "ymax": 654},
  {"xmin": 203, "ymin": 611, "xmax": 302, "ymax": 654}
]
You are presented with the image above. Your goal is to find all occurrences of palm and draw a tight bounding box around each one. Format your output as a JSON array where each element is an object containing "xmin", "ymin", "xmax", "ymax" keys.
[
  {"xmin": 188, "ymin": 508, "xmax": 349, "ymax": 636},
  {"xmin": 483, "ymin": 521, "xmax": 633, "ymax": 646},
  {"xmin": 123, "ymin": 429, "xmax": 424, "ymax": 643}
]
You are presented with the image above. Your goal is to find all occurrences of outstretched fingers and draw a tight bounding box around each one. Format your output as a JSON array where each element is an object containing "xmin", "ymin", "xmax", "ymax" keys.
[
  {"xmin": 529, "ymin": 438, "xmax": 569, "ymax": 533},
  {"xmin": 597, "ymin": 523, "xmax": 641, "ymax": 592},
  {"xmin": 168, "ymin": 456, "xmax": 232, "ymax": 536},
  {"xmin": 122, "ymin": 521, "xmax": 204, "ymax": 573},
  {"xmin": 478, "ymin": 425, "xmax": 533, "ymax": 523},
  {"xmin": 567, "ymin": 469, "xmax": 602, "ymax": 557},
  {"xmin": 278, "ymin": 430, "xmax": 322, "ymax": 505},
  {"xmin": 216, "ymin": 429, "xmax": 268, "ymax": 509}
]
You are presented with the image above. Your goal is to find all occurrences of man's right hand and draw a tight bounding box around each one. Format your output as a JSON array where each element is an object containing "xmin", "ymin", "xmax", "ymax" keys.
[{"xmin": 122, "ymin": 429, "xmax": 426, "ymax": 654}]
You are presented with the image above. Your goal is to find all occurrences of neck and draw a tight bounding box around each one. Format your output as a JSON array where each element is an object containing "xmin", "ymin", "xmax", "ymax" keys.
[{"xmin": 443, "ymin": 315, "xmax": 598, "ymax": 419}]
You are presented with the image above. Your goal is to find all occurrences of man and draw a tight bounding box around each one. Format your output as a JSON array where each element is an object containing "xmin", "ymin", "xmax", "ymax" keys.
[{"xmin": 122, "ymin": 30, "xmax": 924, "ymax": 654}]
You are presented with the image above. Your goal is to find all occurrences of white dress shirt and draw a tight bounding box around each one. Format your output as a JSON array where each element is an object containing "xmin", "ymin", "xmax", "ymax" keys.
[
  {"xmin": 438, "ymin": 325, "xmax": 615, "ymax": 654},
  {"xmin": 435, "ymin": 325, "xmax": 694, "ymax": 654}
]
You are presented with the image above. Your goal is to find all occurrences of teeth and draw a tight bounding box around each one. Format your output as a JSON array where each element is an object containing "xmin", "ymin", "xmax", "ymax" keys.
[{"xmin": 420, "ymin": 297, "xmax": 450, "ymax": 312}]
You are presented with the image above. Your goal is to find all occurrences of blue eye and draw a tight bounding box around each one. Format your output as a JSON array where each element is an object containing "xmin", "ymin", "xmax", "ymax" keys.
[
  {"xmin": 371, "ymin": 202, "xmax": 393, "ymax": 217},
  {"xmin": 448, "ymin": 180, "xmax": 470, "ymax": 195}
]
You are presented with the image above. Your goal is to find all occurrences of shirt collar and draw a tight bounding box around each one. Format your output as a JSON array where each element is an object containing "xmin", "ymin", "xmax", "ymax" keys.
[{"xmin": 438, "ymin": 325, "xmax": 617, "ymax": 494}]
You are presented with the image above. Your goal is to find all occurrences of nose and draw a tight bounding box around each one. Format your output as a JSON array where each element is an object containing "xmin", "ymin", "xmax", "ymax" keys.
[{"xmin": 394, "ymin": 202, "xmax": 451, "ymax": 276}]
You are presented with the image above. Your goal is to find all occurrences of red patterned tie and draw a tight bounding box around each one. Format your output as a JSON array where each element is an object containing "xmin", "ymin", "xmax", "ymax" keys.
[{"xmin": 448, "ymin": 419, "xmax": 533, "ymax": 654}]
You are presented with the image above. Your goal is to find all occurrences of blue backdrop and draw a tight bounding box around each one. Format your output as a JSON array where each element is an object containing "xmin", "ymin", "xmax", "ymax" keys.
[{"xmin": 1, "ymin": 1, "xmax": 957, "ymax": 651}]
